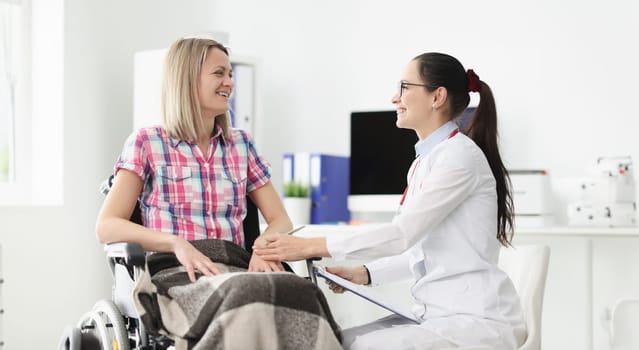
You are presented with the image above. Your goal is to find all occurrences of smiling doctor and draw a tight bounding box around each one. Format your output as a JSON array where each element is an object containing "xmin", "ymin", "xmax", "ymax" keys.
[{"xmin": 255, "ymin": 52, "xmax": 527, "ymax": 350}]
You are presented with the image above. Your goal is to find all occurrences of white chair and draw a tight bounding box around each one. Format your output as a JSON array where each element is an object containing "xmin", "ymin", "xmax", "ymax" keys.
[
  {"xmin": 452, "ymin": 244, "xmax": 551, "ymax": 350},
  {"xmin": 498, "ymin": 244, "xmax": 551, "ymax": 350},
  {"xmin": 608, "ymin": 297, "xmax": 639, "ymax": 350}
]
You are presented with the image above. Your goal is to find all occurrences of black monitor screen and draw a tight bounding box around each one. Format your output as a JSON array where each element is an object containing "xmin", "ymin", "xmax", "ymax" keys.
[{"xmin": 350, "ymin": 111, "xmax": 417, "ymax": 195}]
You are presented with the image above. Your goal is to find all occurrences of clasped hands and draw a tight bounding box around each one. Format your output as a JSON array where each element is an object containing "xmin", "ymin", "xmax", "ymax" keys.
[
  {"xmin": 253, "ymin": 233, "xmax": 370, "ymax": 292},
  {"xmin": 172, "ymin": 235, "xmax": 286, "ymax": 283},
  {"xmin": 174, "ymin": 232, "xmax": 369, "ymax": 290},
  {"xmin": 252, "ymin": 232, "xmax": 315, "ymax": 261}
]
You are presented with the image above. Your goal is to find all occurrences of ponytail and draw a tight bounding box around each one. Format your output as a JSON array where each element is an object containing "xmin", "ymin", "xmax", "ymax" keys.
[
  {"xmin": 465, "ymin": 79, "xmax": 514, "ymax": 246},
  {"xmin": 413, "ymin": 53, "xmax": 514, "ymax": 246}
]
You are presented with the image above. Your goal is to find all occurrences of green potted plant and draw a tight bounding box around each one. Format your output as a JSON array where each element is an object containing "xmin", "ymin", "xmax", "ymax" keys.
[
  {"xmin": 284, "ymin": 182, "xmax": 309, "ymax": 198},
  {"xmin": 282, "ymin": 181, "xmax": 311, "ymax": 225}
]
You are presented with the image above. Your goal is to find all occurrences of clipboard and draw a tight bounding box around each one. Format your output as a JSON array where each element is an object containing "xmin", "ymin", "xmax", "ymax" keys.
[{"xmin": 315, "ymin": 267, "xmax": 420, "ymax": 323}]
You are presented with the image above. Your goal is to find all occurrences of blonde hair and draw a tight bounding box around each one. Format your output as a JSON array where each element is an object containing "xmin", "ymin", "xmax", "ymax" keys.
[{"xmin": 161, "ymin": 37, "xmax": 231, "ymax": 141}]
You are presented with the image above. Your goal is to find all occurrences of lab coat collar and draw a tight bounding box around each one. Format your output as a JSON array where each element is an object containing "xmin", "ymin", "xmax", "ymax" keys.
[{"xmin": 414, "ymin": 121, "xmax": 458, "ymax": 158}]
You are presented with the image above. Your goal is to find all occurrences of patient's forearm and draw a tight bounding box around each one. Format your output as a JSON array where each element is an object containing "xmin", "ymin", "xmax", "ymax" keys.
[{"xmin": 96, "ymin": 217, "xmax": 178, "ymax": 253}]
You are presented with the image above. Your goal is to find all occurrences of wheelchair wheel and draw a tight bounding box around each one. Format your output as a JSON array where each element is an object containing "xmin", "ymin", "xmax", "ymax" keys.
[
  {"xmin": 92, "ymin": 299, "xmax": 131, "ymax": 350},
  {"xmin": 58, "ymin": 325, "xmax": 81, "ymax": 350},
  {"xmin": 77, "ymin": 299, "xmax": 130, "ymax": 350},
  {"xmin": 58, "ymin": 325, "xmax": 101, "ymax": 350},
  {"xmin": 77, "ymin": 311, "xmax": 107, "ymax": 350},
  {"xmin": 80, "ymin": 331, "xmax": 102, "ymax": 350}
]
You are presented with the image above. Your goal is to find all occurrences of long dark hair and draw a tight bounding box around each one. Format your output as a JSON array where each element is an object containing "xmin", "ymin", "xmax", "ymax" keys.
[{"xmin": 413, "ymin": 52, "xmax": 514, "ymax": 246}]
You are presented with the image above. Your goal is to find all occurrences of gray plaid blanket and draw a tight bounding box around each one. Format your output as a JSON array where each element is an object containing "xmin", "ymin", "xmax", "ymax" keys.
[{"xmin": 133, "ymin": 239, "xmax": 343, "ymax": 350}]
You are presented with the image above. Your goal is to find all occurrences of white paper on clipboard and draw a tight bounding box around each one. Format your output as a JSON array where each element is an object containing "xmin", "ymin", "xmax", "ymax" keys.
[{"xmin": 315, "ymin": 267, "xmax": 419, "ymax": 323}]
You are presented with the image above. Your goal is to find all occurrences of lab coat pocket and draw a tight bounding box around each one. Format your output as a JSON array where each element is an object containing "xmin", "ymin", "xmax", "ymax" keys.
[{"xmin": 420, "ymin": 278, "xmax": 472, "ymax": 317}]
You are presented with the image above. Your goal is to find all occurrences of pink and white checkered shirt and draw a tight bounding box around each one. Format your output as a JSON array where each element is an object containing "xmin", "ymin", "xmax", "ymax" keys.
[{"xmin": 115, "ymin": 126, "xmax": 271, "ymax": 247}]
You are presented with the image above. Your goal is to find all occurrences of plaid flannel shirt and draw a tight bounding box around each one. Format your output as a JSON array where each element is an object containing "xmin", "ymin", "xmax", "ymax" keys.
[{"xmin": 115, "ymin": 125, "xmax": 271, "ymax": 247}]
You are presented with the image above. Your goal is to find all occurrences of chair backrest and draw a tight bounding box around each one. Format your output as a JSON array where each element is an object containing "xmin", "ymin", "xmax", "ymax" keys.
[
  {"xmin": 498, "ymin": 244, "xmax": 550, "ymax": 350},
  {"xmin": 242, "ymin": 196, "xmax": 260, "ymax": 253},
  {"xmin": 609, "ymin": 297, "xmax": 639, "ymax": 350}
]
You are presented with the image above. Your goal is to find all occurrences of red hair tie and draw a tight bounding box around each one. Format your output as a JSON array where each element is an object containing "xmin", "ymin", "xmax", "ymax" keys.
[{"xmin": 466, "ymin": 69, "xmax": 481, "ymax": 93}]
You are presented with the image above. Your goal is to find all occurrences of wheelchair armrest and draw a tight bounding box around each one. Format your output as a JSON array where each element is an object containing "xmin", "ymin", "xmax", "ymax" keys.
[
  {"xmin": 306, "ymin": 257, "xmax": 322, "ymax": 284},
  {"xmin": 105, "ymin": 242, "xmax": 145, "ymax": 268}
]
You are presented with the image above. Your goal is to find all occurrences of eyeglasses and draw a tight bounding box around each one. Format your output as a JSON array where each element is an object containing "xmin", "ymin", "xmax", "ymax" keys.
[{"xmin": 397, "ymin": 81, "xmax": 438, "ymax": 97}]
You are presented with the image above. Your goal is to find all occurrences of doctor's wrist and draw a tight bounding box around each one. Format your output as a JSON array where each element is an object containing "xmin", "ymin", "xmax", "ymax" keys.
[
  {"xmin": 306, "ymin": 237, "xmax": 330, "ymax": 258},
  {"xmin": 362, "ymin": 265, "xmax": 371, "ymax": 285}
]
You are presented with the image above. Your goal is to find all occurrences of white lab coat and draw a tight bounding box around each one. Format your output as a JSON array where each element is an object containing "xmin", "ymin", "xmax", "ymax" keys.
[{"xmin": 327, "ymin": 122, "xmax": 526, "ymax": 349}]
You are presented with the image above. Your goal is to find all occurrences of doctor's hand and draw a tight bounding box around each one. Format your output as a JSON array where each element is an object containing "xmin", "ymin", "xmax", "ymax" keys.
[
  {"xmin": 248, "ymin": 252, "xmax": 285, "ymax": 272},
  {"xmin": 325, "ymin": 266, "xmax": 370, "ymax": 294},
  {"xmin": 253, "ymin": 234, "xmax": 329, "ymax": 261}
]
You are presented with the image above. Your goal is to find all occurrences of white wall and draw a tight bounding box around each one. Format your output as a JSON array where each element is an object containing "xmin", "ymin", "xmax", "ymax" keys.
[
  {"xmin": 209, "ymin": 0, "xmax": 639, "ymax": 222},
  {"xmin": 0, "ymin": 1, "xmax": 224, "ymax": 348},
  {"xmin": 0, "ymin": 0, "xmax": 638, "ymax": 348}
]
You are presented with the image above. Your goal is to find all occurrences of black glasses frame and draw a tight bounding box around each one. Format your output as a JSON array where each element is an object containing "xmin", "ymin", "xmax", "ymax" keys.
[{"xmin": 397, "ymin": 81, "xmax": 438, "ymax": 97}]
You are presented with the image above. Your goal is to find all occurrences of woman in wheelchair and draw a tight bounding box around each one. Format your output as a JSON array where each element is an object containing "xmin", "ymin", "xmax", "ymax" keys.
[
  {"xmin": 89, "ymin": 37, "xmax": 342, "ymax": 350},
  {"xmin": 97, "ymin": 36, "xmax": 291, "ymax": 278}
]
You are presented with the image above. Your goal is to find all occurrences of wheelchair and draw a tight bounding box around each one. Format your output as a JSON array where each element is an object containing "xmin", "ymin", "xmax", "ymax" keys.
[{"xmin": 59, "ymin": 176, "xmax": 319, "ymax": 350}]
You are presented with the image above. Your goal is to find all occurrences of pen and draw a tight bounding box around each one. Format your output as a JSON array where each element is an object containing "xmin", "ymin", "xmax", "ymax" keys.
[{"xmin": 285, "ymin": 225, "xmax": 305, "ymax": 235}]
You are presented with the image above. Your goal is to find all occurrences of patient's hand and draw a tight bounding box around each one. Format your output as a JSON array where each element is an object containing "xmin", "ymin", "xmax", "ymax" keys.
[
  {"xmin": 253, "ymin": 234, "xmax": 269, "ymax": 249},
  {"xmin": 325, "ymin": 266, "xmax": 370, "ymax": 294},
  {"xmin": 173, "ymin": 237, "xmax": 222, "ymax": 282},
  {"xmin": 249, "ymin": 253, "xmax": 285, "ymax": 272}
]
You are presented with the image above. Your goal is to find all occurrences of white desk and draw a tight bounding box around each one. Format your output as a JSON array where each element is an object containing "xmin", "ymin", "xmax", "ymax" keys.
[
  {"xmin": 515, "ymin": 227, "xmax": 639, "ymax": 350},
  {"xmin": 293, "ymin": 225, "xmax": 639, "ymax": 350}
]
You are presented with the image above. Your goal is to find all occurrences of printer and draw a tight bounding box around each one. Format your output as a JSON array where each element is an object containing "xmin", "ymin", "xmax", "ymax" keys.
[{"xmin": 510, "ymin": 169, "xmax": 554, "ymax": 227}]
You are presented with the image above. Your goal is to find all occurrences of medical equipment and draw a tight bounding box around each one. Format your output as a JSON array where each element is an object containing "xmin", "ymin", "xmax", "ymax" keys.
[
  {"xmin": 568, "ymin": 156, "xmax": 636, "ymax": 227},
  {"xmin": 510, "ymin": 170, "xmax": 554, "ymax": 227}
]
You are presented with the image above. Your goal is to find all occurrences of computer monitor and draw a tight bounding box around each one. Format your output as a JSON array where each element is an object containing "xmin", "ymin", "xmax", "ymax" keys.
[
  {"xmin": 348, "ymin": 107, "xmax": 475, "ymax": 213},
  {"xmin": 349, "ymin": 111, "xmax": 417, "ymax": 212}
]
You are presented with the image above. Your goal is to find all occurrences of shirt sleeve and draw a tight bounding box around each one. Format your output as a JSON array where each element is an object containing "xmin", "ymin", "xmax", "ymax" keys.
[
  {"xmin": 243, "ymin": 130, "xmax": 271, "ymax": 192},
  {"xmin": 364, "ymin": 250, "xmax": 413, "ymax": 285},
  {"xmin": 327, "ymin": 154, "xmax": 477, "ymax": 261},
  {"xmin": 114, "ymin": 129, "xmax": 150, "ymax": 182}
]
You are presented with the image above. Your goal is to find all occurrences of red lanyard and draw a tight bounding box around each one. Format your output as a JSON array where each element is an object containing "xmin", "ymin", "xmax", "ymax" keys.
[{"xmin": 399, "ymin": 128, "xmax": 459, "ymax": 206}]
